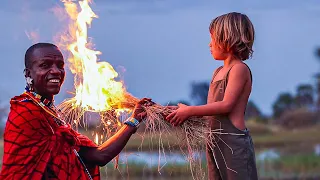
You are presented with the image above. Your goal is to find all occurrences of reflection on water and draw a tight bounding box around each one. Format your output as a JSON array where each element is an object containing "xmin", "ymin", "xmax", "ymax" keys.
[
  {"xmin": 105, "ymin": 146, "xmax": 320, "ymax": 179},
  {"xmin": 117, "ymin": 151, "xmax": 204, "ymax": 167},
  {"xmin": 257, "ymin": 149, "xmax": 280, "ymax": 161},
  {"xmin": 315, "ymin": 144, "xmax": 320, "ymax": 156},
  {"xmin": 256, "ymin": 145, "xmax": 320, "ymax": 179},
  {"xmin": 117, "ymin": 149, "xmax": 283, "ymax": 167}
]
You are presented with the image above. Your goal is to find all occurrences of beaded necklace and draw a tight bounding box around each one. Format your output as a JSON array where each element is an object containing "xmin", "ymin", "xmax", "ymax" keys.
[
  {"xmin": 23, "ymin": 87, "xmax": 93, "ymax": 180},
  {"xmin": 24, "ymin": 87, "xmax": 66, "ymax": 126}
]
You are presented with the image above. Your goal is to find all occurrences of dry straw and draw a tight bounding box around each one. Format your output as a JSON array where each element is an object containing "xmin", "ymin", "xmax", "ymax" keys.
[{"xmin": 58, "ymin": 94, "xmax": 237, "ymax": 180}]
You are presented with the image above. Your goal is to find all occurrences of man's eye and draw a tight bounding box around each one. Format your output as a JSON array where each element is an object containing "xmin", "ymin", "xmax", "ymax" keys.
[{"xmin": 40, "ymin": 63, "xmax": 49, "ymax": 68}]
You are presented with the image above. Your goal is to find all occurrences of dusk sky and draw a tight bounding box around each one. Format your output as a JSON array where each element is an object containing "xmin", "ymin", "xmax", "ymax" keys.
[{"xmin": 1, "ymin": 0, "xmax": 320, "ymax": 115}]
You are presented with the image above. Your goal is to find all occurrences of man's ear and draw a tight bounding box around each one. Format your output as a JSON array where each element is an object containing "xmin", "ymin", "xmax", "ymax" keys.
[{"xmin": 24, "ymin": 68, "xmax": 31, "ymax": 78}]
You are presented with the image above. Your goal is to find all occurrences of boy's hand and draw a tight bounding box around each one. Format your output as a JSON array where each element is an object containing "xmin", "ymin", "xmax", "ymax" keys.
[
  {"xmin": 165, "ymin": 105, "xmax": 178, "ymax": 110},
  {"xmin": 166, "ymin": 103, "xmax": 192, "ymax": 126},
  {"xmin": 177, "ymin": 103, "xmax": 187, "ymax": 108}
]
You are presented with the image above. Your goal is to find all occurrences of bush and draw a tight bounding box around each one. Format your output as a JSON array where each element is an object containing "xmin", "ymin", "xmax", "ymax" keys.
[
  {"xmin": 275, "ymin": 108, "xmax": 317, "ymax": 129},
  {"xmin": 246, "ymin": 119, "xmax": 272, "ymax": 135}
]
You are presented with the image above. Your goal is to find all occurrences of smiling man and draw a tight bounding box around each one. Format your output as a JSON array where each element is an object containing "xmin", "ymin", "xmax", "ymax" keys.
[
  {"xmin": 0, "ymin": 43, "xmax": 151, "ymax": 180},
  {"xmin": 24, "ymin": 43, "xmax": 66, "ymax": 99}
]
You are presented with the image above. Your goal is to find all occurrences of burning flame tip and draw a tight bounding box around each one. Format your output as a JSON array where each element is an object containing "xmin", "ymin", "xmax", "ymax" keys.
[{"xmin": 57, "ymin": 0, "xmax": 128, "ymax": 112}]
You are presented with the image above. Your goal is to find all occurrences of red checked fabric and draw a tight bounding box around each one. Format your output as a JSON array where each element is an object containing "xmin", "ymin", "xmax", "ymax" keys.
[{"xmin": 0, "ymin": 93, "xmax": 100, "ymax": 180}]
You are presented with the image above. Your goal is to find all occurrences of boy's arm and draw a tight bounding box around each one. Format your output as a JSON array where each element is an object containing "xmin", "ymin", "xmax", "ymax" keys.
[
  {"xmin": 167, "ymin": 63, "xmax": 251, "ymax": 125},
  {"xmin": 191, "ymin": 63, "xmax": 250, "ymax": 116}
]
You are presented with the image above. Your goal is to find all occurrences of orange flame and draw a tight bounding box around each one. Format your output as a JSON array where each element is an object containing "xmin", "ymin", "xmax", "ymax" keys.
[
  {"xmin": 58, "ymin": 0, "xmax": 127, "ymax": 112},
  {"xmin": 95, "ymin": 133, "xmax": 99, "ymax": 144}
]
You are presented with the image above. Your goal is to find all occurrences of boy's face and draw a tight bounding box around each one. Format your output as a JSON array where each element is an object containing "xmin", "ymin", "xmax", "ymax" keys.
[{"xmin": 209, "ymin": 34, "xmax": 226, "ymax": 61}]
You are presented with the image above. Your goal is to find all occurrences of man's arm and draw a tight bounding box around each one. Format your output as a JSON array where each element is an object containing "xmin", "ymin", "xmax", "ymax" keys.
[
  {"xmin": 79, "ymin": 125, "xmax": 136, "ymax": 166},
  {"xmin": 79, "ymin": 98, "xmax": 153, "ymax": 166}
]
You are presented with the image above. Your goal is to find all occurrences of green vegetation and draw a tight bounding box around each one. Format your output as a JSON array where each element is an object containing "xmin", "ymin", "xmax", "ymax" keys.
[
  {"xmin": 257, "ymin": 154, "xmax": 320, "ymax": 179},
  {"xmin": 1, "ymin": 124, "xmax": 320, "ymax": 179}
]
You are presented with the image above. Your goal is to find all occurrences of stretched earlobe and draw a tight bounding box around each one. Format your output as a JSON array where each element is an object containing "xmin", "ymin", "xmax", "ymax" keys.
[{"xmin": 26, "ymin": 77, "xmax": 33, "ymax": 85}]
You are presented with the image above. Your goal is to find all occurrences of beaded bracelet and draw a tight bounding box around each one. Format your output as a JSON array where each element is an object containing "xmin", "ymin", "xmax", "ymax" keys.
[{"xmin": 124, "ymin": 117, "xmax": 140, "ymax": 127}]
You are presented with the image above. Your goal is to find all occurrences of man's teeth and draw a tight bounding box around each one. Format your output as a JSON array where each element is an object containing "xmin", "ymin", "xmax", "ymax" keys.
[{"xmin": 49, "ymin": 79, "xmax": 60, "ymax": 83}]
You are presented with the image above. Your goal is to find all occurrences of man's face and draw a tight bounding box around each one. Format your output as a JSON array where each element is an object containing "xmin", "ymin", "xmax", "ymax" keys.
[{"xmin": 26, "ymin": 46, "xmax": 65, "ymax": 98}]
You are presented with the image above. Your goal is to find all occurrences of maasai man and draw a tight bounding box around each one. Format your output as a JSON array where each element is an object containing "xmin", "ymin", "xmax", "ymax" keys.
[{"xmin": 0, "ymin": 43, "xmax": 152, "ymax": 180}]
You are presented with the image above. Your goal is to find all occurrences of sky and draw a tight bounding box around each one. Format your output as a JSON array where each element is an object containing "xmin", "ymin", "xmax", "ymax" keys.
[{"xmin": 0, "ymin": 0, "xmax": 320, "ymax": 116}]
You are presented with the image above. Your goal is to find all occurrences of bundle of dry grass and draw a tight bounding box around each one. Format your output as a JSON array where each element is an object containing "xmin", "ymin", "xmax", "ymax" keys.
[
  {"xmin": 142, "ymin": 104, "xmax": 211, "ymax": 179},
  {"xmin": 58, "ymin": 94, "xmax": 220, "ymax": 180}
]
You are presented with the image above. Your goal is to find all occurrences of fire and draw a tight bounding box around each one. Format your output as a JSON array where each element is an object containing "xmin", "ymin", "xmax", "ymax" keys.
[
  {"xmin": 59, "ymin": 0, "xmax": 127, "ymax": 112},
  {"xmin": 95, "ymin": 133, "xmax": 99, "ymax": 144}
]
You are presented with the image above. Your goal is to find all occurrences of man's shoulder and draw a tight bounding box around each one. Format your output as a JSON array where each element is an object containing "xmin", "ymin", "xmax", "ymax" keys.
[
  {"xmin": 9, "ymin": 93, "xmax": 43, "ymax": 119},
  {"xmin": 5, "ymin": 95, "xmax": 48, "ymax": 132}
]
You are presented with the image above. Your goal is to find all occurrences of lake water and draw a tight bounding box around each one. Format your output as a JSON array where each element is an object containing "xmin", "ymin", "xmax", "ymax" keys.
[
  {"xmin": 117, "ymin": 144, "xmax": 320, "ymax": 167},
  {"xmin": 104, "ymin": 144, "xmax": 320, "ymax": 179}
]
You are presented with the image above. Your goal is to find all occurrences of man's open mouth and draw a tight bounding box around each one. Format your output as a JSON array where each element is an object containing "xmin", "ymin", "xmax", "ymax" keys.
[{"xmin": 48, "ymin": 79, "xmax": 61, "ymax": 85}]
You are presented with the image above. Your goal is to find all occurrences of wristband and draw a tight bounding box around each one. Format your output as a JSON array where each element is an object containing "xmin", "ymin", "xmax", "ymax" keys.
[{"xmin": 124, "ymin": 117, "xmax": 140, "ymax": 127}]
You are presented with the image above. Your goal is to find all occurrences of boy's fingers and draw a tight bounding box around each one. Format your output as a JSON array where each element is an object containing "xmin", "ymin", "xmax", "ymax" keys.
[
  {"xmin": 166, "ymin": 111, "xmax": 176, "ymax": 121},
  {"xmin": 173, "ymin": 117, "xmax": 179, "ymax": 126},
  {"xmin": 171, "ymin": 115, "xmax": 179, "ymax": 125},
  {"xmin": 167, "ymin": 106, "xmax": 178, "ymax": 110},
  {"xmin": 178, "ymin": 103, "xmax": 187, "ymax": 107}
]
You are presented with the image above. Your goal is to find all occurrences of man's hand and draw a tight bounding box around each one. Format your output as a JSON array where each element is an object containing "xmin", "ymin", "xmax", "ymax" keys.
[{"xmin": 133, "ymin": 98, "xmax": 154, "ymax": 122}]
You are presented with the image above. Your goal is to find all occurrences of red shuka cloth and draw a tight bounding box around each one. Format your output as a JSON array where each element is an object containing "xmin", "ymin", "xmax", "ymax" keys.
[{"xmin": 0, "ymin": 94, "xmax": 100, "ymax": 179}]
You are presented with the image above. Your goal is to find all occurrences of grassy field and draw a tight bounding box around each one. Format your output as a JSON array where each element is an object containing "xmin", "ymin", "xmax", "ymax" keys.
[
  {"xmin": 0, "ymin": 123, "xmax": 320, "ymax": 179},
  {"xmin": 120, "ymin": 123, "xmax": 320, "ymax": 151}
]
